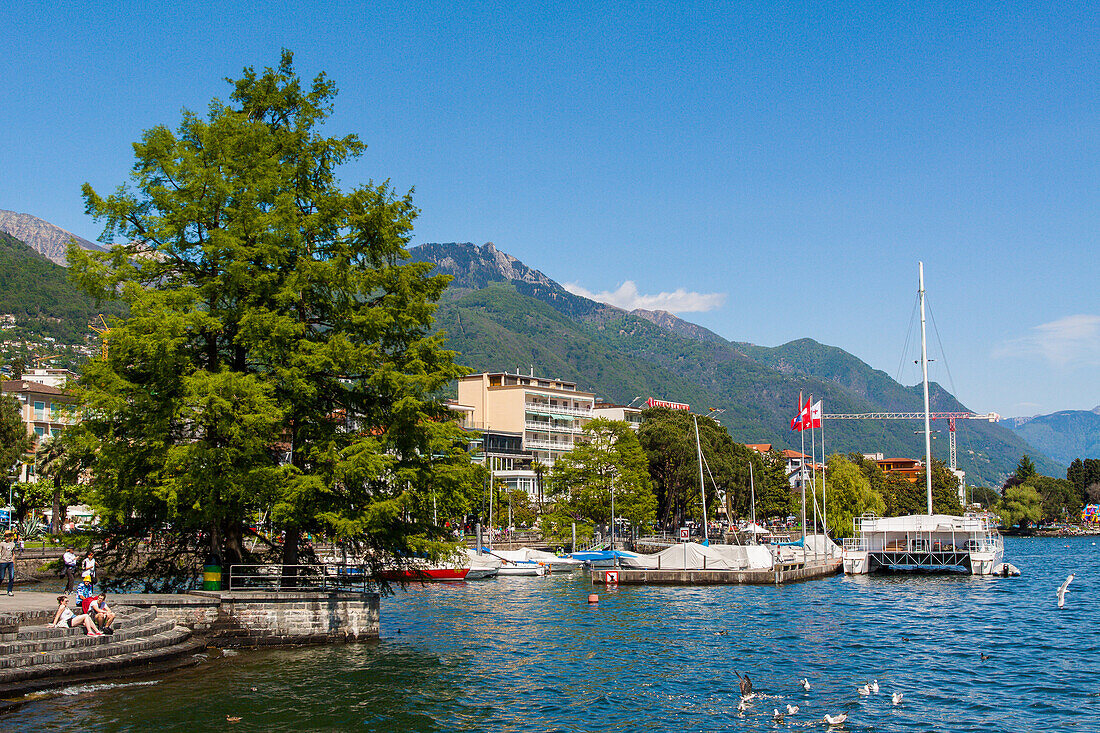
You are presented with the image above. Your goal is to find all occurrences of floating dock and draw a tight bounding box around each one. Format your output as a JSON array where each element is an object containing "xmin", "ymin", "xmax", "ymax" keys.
[{"xmin": 591, "ymin": 559, "xmax": 842, "ymax": 586}]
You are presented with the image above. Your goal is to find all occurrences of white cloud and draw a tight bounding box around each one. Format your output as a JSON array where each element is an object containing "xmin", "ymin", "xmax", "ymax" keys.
[
  {"xmin": 562, "ymin": 280, "xmax": 726, "ymax": 313},
  {"xmin": 993, "ymin": 314, "xmax": 1100, "ymax": 366}
]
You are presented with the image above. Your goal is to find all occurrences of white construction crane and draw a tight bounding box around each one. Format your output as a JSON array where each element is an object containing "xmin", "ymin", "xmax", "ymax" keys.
[{"xmin": 823, "ymin": 411, "xmax": 1000, "ymax": 472}]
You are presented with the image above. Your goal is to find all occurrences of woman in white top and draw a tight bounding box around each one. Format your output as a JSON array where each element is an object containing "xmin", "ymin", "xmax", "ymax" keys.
[{"xmin": 52, "ymin": 595, "xmax": 103, "ymax": 636}]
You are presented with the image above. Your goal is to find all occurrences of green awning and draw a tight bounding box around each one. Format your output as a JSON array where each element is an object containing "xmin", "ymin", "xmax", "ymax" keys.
[{"xmin": 551, "ymin": 414, "xmax": 573, "ymax": 421}]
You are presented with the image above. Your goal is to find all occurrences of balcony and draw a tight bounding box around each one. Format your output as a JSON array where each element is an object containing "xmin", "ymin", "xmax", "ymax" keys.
[
  {"xmin": 524, "ymin": 402, "xmax": 594, "ymax": 419},
  {"xmin": 524, "ymin": 420, "xmax": 582, "ymax": 434},
  {"xmin": 524, "ymin": 438, "xmax": 575, "ymax": 452}
]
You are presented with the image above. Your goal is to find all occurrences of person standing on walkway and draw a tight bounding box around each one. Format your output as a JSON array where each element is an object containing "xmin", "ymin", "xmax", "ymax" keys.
[
  {"xmin": 81, "ymin": 550, "xmax": 96, "ymax": 585},
  {"xmin": 0, "ymin": 530, "xmax": 16, "ymax": 596},
  {"xmin": 62, "ymin": 546, "xmax": 78, "ymax": 592}
]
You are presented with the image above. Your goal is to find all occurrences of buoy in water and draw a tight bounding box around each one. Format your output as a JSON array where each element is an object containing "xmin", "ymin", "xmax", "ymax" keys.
[{"xmin": 588, "ymin": 594, "xmax": 599, "ymax": 604}]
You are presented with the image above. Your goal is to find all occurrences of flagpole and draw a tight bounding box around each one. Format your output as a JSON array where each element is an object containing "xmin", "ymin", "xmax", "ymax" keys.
[
  {"xmin": 821, "ymin": 403, "xmax": 830, "ymax": 557},
  {"xmin": 810, "ymin": 394, "xmax": 819, "ymax": 563},
  {"xmin": 799, "ymin": 391, "xmax": 807, "ymax": 552}
]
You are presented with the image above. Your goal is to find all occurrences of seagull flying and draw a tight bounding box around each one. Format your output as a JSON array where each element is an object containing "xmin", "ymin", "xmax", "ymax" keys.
[
  {"xmin": 799, "ymin": 678, "xmax": 811, "ymax": 691},
  {"xmin": 892, "ymin": 692, "xmax": 904, "ymax": 705},
  {"xmin": 870, "ymin": 680, "xmax": 879, "ymax": 693},
  {"xmin": 858, "ymin": 684, "xmax": 871, "ymax": 696},
  {"xmin": 1057, "ymin": 574, "xmax": 1074, "ymax": 609},
  {"xmin": 786, "ymin": 704, "xmax": 799, "ymax": 715},
  {"xmin": 824, "ymin": 712, "xmax": 849, "ymax": 725}
]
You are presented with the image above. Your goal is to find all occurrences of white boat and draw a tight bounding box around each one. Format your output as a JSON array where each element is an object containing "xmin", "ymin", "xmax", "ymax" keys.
[
  {"xmin": 492, "ymin": 547, "xmax": 584, "ymax": 572},
  {"xmin": 465, "ymin": 549, "xmax": 501, "ymax": 579},
  {"xmin": 841, "ymin": 513, "xmax": 1004, "ymax": 575},
  {"xmin": 841, "ymin": 263, "xmax": 1006, "ymax": 576},
  {"xmin": 495, "ymin": 560, "xmax": 549, "ymax": 577}
]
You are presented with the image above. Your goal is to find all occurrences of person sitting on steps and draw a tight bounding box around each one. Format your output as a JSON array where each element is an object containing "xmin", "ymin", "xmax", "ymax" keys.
[
  {"xmin": 52, "ymin": 595, "xmax": 103, "ymax": 636},
  {"xmin": 88, "ymin": 592, "xmax": 117, "ymax": 634}
]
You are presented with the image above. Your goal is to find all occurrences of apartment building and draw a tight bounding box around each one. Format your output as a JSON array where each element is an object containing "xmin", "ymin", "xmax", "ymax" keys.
[
  {"xmin": 1, "ymin": 378, "xmax": 76, "ymax": 482},
  {"xmin": 453, "ymin": 371, "xmax": 596, "ymax": 495},
  {"xmin": 592, "ymin": 400, "xmax": 643, "ymax": 430}
]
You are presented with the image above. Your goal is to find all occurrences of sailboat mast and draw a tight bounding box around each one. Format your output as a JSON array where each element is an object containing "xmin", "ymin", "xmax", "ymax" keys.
[
  {"xmin": 694, "ymin": 414, "xmax": 708, "ymax": 542},
  {"xmin": 919, "ymin": 262, "xmax": 933, "ymax": 516}
]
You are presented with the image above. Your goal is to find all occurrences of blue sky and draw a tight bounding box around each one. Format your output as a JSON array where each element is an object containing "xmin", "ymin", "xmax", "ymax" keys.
[{"xmin": 3, "ymin": 2, "xmax": 1098, "ymax": 417}]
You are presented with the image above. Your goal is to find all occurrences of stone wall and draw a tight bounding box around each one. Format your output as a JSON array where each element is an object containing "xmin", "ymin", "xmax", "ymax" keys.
[{"xmin": 119, "ymin": 590, "xmax": 379, "ymax": 646}]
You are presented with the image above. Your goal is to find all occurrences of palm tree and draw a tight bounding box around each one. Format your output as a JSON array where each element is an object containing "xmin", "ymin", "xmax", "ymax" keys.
[
  {"xmin": 35, "ymin": 435, "xmax": 76, "ymax": 534},
  {"xmin": 531, "ymin": 460, "xmax": 547, "ymax": 514}
]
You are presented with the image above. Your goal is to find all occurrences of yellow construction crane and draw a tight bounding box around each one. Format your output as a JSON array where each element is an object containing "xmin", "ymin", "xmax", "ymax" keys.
[{"xmin": 90, "ymin": 314, "xmax": 110, "ymax": 361}]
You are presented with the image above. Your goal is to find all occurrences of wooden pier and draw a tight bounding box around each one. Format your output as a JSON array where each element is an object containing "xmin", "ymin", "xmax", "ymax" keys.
[{"xmin": 591, "ymin": 559, "xmax": 842, "ymax": 586}]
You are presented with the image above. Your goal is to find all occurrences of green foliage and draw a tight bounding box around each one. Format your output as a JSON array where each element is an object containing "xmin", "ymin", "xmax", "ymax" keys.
[
  {"xmin": 16, "ymin": 516, "xmax": 45, "ymax": 540},
  {"xmin": 969, "ymin": 486, "xmax": 1000, "ymax": 509},
  {"xmin": 1067, "ymin": 458, "xmax": 1100, "ymax": 503},
  {"xmin": 999, "ymin": 485, "xmax": 1042, "ymax": 529},
  {"xmin": 1, "ymin": 394, "xmax": 32, "ymax": 493},
  {"xmin": 817, "ymin": 455, "xmax": 886, "ymax": 538},
  {"xmin": 550, "ymin": 418, "xmax": 657, "ymax": 531},
  {"xmin": 754, "ymin": 449, "xmax": 795, "ymax": 521},
  {"xmin": 1024, "ymin": 475, "xmax": 1081, "ymax": 523},
  {"xmin": 67, "ymin": 51, "xmax": 477, "ymax": 581},
  {"xmin": 637, "ymin": 408, "xmax": 760, "ymax": 528},
  {"xmin": 918, "ymin": 459, "xmax": 965, "ymax": 515}
]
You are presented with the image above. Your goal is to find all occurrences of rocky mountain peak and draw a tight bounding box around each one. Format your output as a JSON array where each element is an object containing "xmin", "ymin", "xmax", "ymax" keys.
[{"xmin": 0, "ymin": 210, "xmax": 103, "ymax": 266}]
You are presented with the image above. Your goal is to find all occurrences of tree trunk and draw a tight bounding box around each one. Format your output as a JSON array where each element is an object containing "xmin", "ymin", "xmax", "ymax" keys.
[{"xmin": 222, "ymin": 520, "xmax": 245, "ymax": 566}]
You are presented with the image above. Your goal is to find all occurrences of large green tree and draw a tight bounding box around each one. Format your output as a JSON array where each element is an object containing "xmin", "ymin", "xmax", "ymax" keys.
[
  {"xmin": 68, "ymin": 52, "xmax": 479, "ymax": 584},
  {"xmin": 999, "ymin": 485, "xmax": 1042, "ymax": 530},
  {"xmin": 637, "ymin": 408, "xmax": 753, "ymax": 529},
  {"xmin": 753, "ymin": 449, "xmax": 795, "ymax": 522},
  {"xmin": 1, "ymin": 395, "xmax": 32, "ymax": 493},
  {"xmin": 548, "ymin": 418, "xmax": 656, "ymax": 533}
]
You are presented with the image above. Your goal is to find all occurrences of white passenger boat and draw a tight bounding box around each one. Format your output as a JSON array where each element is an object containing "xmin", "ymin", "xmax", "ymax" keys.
[
  {"xmin": 841, "ymin": 263, "xmax": 1006, "ymax": 576},
  {"xmin": 841, "ymin": 513, "xmax": 1004, "ymax": 575}
]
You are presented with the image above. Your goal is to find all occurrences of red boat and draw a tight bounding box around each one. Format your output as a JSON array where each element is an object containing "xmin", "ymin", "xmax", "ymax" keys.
[{"xmin": 379, "ymin": 564, "xmax": 470, "ymax": 581}]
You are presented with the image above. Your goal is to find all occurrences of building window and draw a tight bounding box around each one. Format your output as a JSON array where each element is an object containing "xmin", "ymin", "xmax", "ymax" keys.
[{"xmin": 35, "ymin": 426, "xmax": 46, "ymax": 437}]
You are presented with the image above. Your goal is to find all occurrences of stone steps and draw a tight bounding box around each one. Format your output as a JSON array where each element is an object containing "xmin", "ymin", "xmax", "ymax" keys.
[
  {"xmin": 0, "ymin": 632, "xmax": 206, "ymax": 700},
  {"xmin": 0, "ymin": 625, "xmax": 196, "ymax": 685},
  {"xmin": 0, "ymin": 614, "xmax": 175, "ymax": 664}
]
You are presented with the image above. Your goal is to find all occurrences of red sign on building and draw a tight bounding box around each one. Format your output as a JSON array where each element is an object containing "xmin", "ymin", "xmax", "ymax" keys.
[{"xmin": 645, "ymin": 398, "xmax": 690, "ymax": 411}]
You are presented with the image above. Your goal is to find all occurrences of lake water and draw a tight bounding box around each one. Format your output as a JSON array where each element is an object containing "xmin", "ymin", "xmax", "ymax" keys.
[{"xmin": 5, "ymin": 537, "xmax": 1098, "ymax": 732}]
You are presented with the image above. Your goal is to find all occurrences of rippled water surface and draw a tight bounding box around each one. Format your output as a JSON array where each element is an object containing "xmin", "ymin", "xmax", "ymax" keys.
[{"xmin": 5, "ymin": 537, "xmax": 1098, "ymax": 732}]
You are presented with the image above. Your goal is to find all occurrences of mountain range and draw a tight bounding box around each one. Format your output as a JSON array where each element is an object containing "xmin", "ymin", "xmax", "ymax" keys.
[
  {"xmin": 0, "ymin": 214, "xmax": 1080, "ymax": 486},
  {"xmin": 410, "ymin": 241, "xmax": 1066, "ymax": 485},
  {"xmin": 1002, "ymin": 407, "xmax": 1100, "ymax": 466}
]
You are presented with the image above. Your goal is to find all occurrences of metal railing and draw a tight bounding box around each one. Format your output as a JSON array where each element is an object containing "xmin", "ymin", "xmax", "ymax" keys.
[{"xmin": 226, "ymin": 564, "xmax": 375, "ymax": 593}]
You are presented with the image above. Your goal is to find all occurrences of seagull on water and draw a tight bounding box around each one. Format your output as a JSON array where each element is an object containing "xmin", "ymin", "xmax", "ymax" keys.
[
  {"xmin": 799, "ymin": 678, "xmax": 811, "ymax": 691},
  {"xmin": 858, "ymin": 684, "xmax": 871, "ymax": 696},
  {"xmin": 773, "ymin": 708, "xmax": 784, "ymax": 723},
  {"xmin": 1057, "ymin": 574, "xmax": 1074, "ymax": 609},
  {"xmin": 786, "ymin": 704, "xmax": 799, "ymax": 715},
  {"xmin": 980, "ymin": 652, "xmax": 991, "ymax": 661},
  {"xmin": 892, "ymin": 692, "xmax": 904, "ymax": 705},
  {"xmin": 824, "ymin": 712, "xmax": 848, "ymax": 726},
  {"xmin": 869, "ymin": 680, "xmax": 879, "ymax": 694}
]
